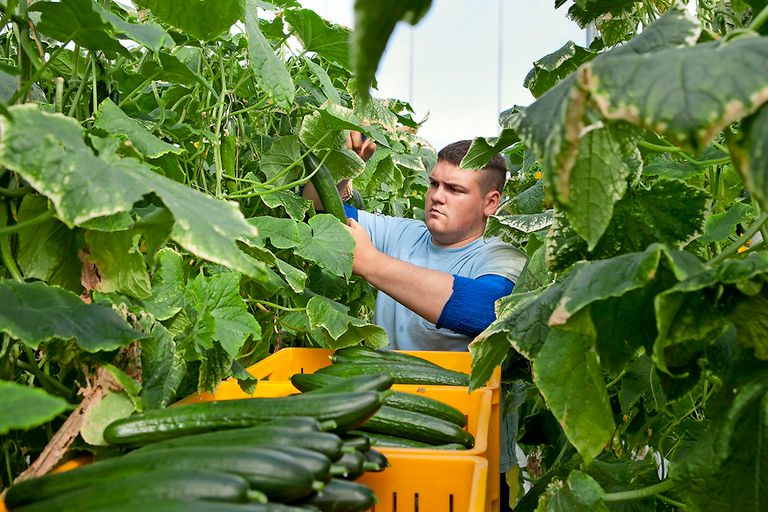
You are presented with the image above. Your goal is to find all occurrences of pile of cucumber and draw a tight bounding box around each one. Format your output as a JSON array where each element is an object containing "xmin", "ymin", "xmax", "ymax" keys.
[
  {"xmin": 5, "ymin": 390, "xmax": 390, "ymax": 512},
  {"xmin": 291, "ymin": 346, "xmax": 475, "ymax": 450}
]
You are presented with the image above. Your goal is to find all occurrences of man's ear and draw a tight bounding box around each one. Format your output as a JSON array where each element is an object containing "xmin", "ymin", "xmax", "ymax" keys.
[{"xmin": 484, "ymin": 189, "xmax": 501, "ymax": 216}]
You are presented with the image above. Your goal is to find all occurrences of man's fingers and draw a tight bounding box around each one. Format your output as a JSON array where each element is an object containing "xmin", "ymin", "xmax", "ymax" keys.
[{"xmin": 360, "ymin": 139, "xmax": 377, "ymax": 160}]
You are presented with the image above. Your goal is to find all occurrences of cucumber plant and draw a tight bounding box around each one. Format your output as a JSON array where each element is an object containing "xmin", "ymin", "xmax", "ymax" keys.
[
  {"xmin": 354, "ymin": 0, "xmax": 768, "ymax": 510},
  {"xmin": 0, "ymin": 0, "xmax": 433, "ymax": 489}
]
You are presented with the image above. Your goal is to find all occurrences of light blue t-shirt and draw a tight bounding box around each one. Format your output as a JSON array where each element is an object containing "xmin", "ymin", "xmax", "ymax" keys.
[{"xmin": 356, "ymin": 209, "xmax": 527, "ymax": 351}]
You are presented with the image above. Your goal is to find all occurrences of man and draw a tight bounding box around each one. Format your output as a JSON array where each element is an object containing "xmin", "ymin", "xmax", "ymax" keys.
[{"xmin": 306, "ymin": 132, "xmax": 526, "ymax": 350}]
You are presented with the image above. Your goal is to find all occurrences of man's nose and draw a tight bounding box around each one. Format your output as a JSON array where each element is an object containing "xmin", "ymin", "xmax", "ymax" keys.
[{"xmin": 431, "ymin": 186, "xmax": 446, "ymax": 203}]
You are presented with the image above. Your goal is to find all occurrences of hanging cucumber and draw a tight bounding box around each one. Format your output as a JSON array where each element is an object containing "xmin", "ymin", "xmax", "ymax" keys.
[{"xmin": 304, "ymin": 152, "xmax": 346, "ymax": 222}]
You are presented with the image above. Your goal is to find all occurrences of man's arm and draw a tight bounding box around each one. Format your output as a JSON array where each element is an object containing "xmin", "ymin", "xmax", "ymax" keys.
[{"xmin": 346, "ymin": 219, "xmax": 453, "ymax": 324}]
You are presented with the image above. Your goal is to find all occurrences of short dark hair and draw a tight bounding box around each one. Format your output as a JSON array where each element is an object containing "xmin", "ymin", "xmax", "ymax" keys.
[{"xmin": 437, "ymin": 140, "xmax": 507, "ymax": 194}]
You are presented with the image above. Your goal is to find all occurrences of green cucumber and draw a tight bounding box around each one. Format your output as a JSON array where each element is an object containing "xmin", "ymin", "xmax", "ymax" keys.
[
  {"xmin": 360, "ymin": 405, "xmax": 474, "ymax": 448},
  {"xmin": 5, "ymin": 447, "xmax": 317, "ymax": 508},
  {"xmin": 12, "ymin": 469, "xmax": 249, "ymax": 512},
  {"xmin": 290, "ymin": 479, "xmax": 377, "ymax": 512},
  {"xmin": 361, "ymin": 431, "xmax": 434, "ymax": 448},
  {"xmin": 362, "ymin": 448, "xmax": 388, "ymax": 471},
  {"xmin": 272, "ymin": 447, "xmax": 333, "ymax": 483},
  {"xmin": 331, "ymin": 346, "xmax": 445, "ymax": 370},
  {"xmin": 292, "ymin": 373, "xmax": 466, "ymax": 427},
  {"xmin": 295, "ymin": 373, "xmax": 393, "ymax": 394},
  {"xmin": 137, "ymin": 426, "xmax": 344, "ymax": 462},
  {"xmin": 103, "ymin": 391, "xmax": 385, "ymax": 445},
  {"xmin": 72, "ymin": 501, "xmax": 313, "ymax": 512},
  {"xmin": 261, "ymin": 416, "xmax": 335, "ymax": 432},
  {"xmin": 315, "ymin": 362, "xmax": 469, "ymax": 387},
  {"xmin": 340, "ymin": 433, "xmax": 371, "ymax": 453},
  {"xmin": 383, "ymin": 390, "xmax": 467, "ymax": 427},
  {"xmin": 305, "ymin": 153, "xmax": 346, "ymax": 222},
  {"xmin": 332, "ymin": 450, "xmax": 368, "ymax": 480}
]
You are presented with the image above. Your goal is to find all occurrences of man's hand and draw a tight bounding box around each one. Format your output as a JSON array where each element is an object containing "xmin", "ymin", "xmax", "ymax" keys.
[
  {"xmin": 346, "ymin": 131, "xmax": 376, "ymax": 162},
  {"xmin": 345, "ymin": 218, "xmax": 378, "ymax": 278}
]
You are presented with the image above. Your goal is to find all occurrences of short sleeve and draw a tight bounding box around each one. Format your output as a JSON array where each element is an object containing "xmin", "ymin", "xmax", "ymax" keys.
[{"xmin": 473, "ymin": 240, "xmax": 528, "ymax": 284}]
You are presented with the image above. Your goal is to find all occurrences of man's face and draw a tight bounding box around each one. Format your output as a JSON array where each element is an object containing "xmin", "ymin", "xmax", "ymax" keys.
[{"xmin": 425, "ymin": 160, "xmax": 499, "ymax": 247}]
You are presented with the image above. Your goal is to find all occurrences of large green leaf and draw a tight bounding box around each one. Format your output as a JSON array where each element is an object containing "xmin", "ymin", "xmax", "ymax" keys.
[
  {"xmin": 16, "ymin": 195, "xmax": 81, "ymax": 292},
  {"xmin": 295, "ymin": 215, "xmax": 354, "ymax": 279},
  {"xmin": 284, "ymin": 9, "xmax": 351, "ymax": 69},
  {"xmin": 85, "ymin": 229, "xmax": 152, "ymax": 299},
  {"xmin": 136, "ymin": 166, "xmax": 268, "ymax": 281},
  {"xmin": 551, "ymin": 244, "xmax": 702, "ymax": 374},
  {"xmin": 352, "ymin": 0, "xmax": 432, "ymax": 101},
  {"xmin": 552, "ymin": 244, "xmax": 702, "ymax": 324},
  {"xmin": 533, "ymin": 312, "xmax": 615, "ymax": 462},
  {"xmin": 524, "ymin": 41, "xmax": 596, "ymax": 98},
  {"xmin": 583, "ymin": 36, "xmax": 768, "ymax": 152},
  {"xmin": 536, "ymin": 471, "xmax": 608, "ymax": 512},
  {"xmin": 188, "ymin": 273, "xmax": 261, "ymax": 358},
  {"xmin": 460, "ymin": 129, "xmax": 520, "ymax": 170},
  {"xmin": 728, "ymin": 288, "xmax": 768, "ymax": 360},
  {"xmin": 144, "ymin": 248, "xmax": 186, "ymax": 321},
  {"xmin": 247, "ymin": 216, "xmax": 301, "ymax": 250},
  {"xmin": 508, "ymin": 74, "xmax": 586, "ymax": 182},
  {"xmin": 306, "ymin": 295, "xmax": 388, "ymax": 349},
  {"xmin": 468, "ymin": 329, "xmax": 511, "ymax": 391},
  {"xmin": 134, "ymin": 0, "xmax": 241, "ymax": 41},
  {"xmin": 731, "ymin": 103, "xmax": 768, "ymax": 212},
  {"xmin": 485, "ymin": 211, "xmax": 553, "ymax": 246},
  {"xmin": 0, "ymin": 106, "xmax": 150, "ymax": 225},
  {"xmin": 304, "ymin": 57, "xmax": 342, "ymax": 104},
  {"xmin": 654, "ymin": 253, "xmax": 768, "ymax": 372},
  {"xmin": 563, "ymin": 127, "xmax": 632, "ymax": 249},
  {"xmin": 605, "ymin": 5, "xmax": 701, "ymax": 56},
  {"xmin": 469, "ymin": 283, "xmax": 568, "ymax": 390},
  {"xmin": 618, "ymin": 355, "xmax": 667, "ymax": 414},
  {"xmin": 95, "ymin": 99, "xmax": 182, "ymax": 159},
  {"xmin": 98, "ymin": 8, "xmax": 173, "ymax": 52},
  {"xmin": 140, "ymin": 52, "xmax": 206, "ymax": 88},
  {"xmin": 546, "ymin": 179, "xmax": 709, "ymax": 273},
  {"xmin": 244, "ymin": 0, "xmax": 295, "ymax": 108},
  {"xmin": 260, "ymin": 190, "xmax": 314, "ymax": 221},
  {"xmin": 259, "ymin": 135, "xmax": 304, "ymax": 187},
  {"xmin": 557, "ymin": 0, "xmax": 637, "ymax": 27},
  {"xmin": 0, "ymin": 106, "xmax": 268, "ymax": 281},
  {"xmin": 0, "ymin": 381, "xmax": 70, "ymax": 435},
  {"xmin": 673, "ymin": 362, "xmax": 768, "ymax": 511},
  {"xmin": 32, "ymin": 0, "xmax": 128, "ymax": 56},
  {"xmin": 0, "ymin": 280, "xmax": 143, "ymax": 351},
  {"xmin": 700, "ymin": 202, "xmax": 754, "ymax": 243},
  {"xmin": 80, "ymin": 390, "xmax": 134, "ymax": 446}
]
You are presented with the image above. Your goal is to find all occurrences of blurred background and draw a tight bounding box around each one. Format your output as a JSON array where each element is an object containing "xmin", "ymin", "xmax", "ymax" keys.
[{"xmin": 301, "ymin": 0, "xmax": 584, "ymax": 150}]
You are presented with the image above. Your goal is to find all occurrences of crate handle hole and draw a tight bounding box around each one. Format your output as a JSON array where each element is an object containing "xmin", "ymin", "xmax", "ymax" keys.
[
  {"xmin": 414, "ymin": 492, "xmax": 419, "ymax": 511},
  {"xmin": 449, "ymin": 493, "xmax": 454, "ymax": 512},
  {"xmin": 393, "ymin": 491, "xmax": 397, "ymax": 511}
]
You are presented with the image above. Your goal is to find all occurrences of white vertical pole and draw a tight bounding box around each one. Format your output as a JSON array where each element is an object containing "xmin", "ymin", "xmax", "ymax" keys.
[
  {"xmin": 497, "ymin": 0, "xmax": 503, "ymax": 132},
  {"xmin": 409, "ymin": 26, "xmax": 415, "ymax": 105}
]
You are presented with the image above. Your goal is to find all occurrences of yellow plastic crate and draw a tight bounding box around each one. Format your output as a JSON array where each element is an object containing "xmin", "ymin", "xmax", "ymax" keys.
[
  {"xmin": 358, "ymin": 454, "xmax": 488, "ymax": 512},
  {"xmin": 239, "ymin": 347, "xmax": 502, "ymax": 511}
]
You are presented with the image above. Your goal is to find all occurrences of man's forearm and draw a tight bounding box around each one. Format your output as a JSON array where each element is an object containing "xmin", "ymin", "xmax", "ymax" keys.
[{"xmin": 362, "ymin": 251, "xmax": 453, "ymax": 325}]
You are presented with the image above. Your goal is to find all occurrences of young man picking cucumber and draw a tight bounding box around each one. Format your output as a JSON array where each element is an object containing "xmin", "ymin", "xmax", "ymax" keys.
[{"xmin": 305, "ymin": 132, "xmax": 526, "ymax": 351}]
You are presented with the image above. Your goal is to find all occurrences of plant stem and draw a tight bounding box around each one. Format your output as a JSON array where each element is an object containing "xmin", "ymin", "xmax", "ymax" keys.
[
  {"xmin": 603, "ymin": 479, "xmax": 675, "ymax": 502},
  {"xmin": 708, "ymin": 211, "xmax": 768, "ymax": 265},
  {"xmin": 19, "ymin": 346, "xmax": 73, "ymax": 399},
  {"xmin": 0, "ymin": 208, "xmax": 53, "ymax": 235},
  {"xmin": 748, "ymin": 3, "xmax": 768, "ymax": 31},
  {"xmin": 246, "ymin": 299, "xmax": 305, "ymax": 312},
  {"xmin": 0, "ymin": 203, "xmax": 23, "ymax": 281},
  {"xmin": 656, "ymin": 493, "xmax": 688, "ymax": 509},
  {"xmin": 10, "ymin": 44, "xmax": 68, "ymax": 105},
  {"xmin": 0, "ymin": 184, "xmax": 32, "ymax": 197}
]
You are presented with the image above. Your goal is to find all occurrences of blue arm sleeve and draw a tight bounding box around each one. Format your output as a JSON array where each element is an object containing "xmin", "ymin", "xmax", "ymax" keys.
[
  {"xmin": 343, "ymin": 204, "xmax": 359, "ymax": 221},
  {"xmin": 435, "ymin": 274, "xmax": 515, "ymax": 338}
]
